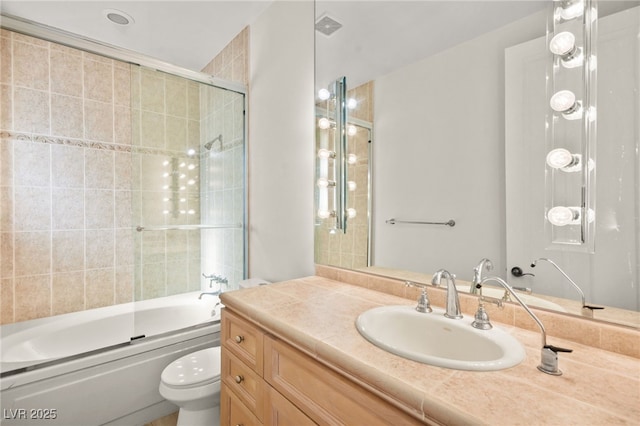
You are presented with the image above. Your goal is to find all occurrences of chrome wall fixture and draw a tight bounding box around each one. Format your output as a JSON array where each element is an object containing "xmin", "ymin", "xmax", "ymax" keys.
[
  {"xmin": 316, "ymin": 76, "xmax": 357, "ymax": 233},
  {"xmin": 545, "ymin": 0, "xmax": 597, "ymax": 251}
]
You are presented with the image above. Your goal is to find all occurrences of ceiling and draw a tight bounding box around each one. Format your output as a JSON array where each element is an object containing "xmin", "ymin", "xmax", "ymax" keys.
[{"xmin": 0, "ymin": 1, "xmax": 274, "ymax": 72}]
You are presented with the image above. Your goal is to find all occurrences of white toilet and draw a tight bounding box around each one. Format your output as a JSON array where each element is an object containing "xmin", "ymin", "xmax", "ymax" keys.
[{"xmin": 159, "ymin": 347, "xmax": 222, "ymax": 426}]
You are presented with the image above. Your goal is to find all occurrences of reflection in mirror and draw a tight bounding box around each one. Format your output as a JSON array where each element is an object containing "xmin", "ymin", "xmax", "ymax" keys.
[{"xmin": 314, "ymin": 1, "xmax": 640, "ymax": 328}]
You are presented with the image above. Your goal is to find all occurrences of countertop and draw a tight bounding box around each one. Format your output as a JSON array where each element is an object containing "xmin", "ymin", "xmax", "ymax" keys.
[{"xmin": 220, "ymin": 276, "xmax": 640, "ymax": 425}]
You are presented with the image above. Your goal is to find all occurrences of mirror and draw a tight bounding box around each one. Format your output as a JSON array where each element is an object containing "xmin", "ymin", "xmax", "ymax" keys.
[{"xmin": 314, "ymin": 0, "xmax": 640, "ymax": 328}]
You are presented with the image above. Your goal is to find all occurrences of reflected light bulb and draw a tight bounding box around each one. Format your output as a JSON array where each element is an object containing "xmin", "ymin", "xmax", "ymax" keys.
[
  {"xmin": 348, "ymin": 154, "xmax": 357, "ymax": 165},
  {"xmin": 318, "ymin": 148, "xmax": 335, "ymax": 159},
  {"xmin": 549, "ymin": 90, "xmax": 577, "ymax": 113},
  {"xmin": 549, "ymin": 32, "xmax": 575, "ymax": 56},
  {"xmin": 347, "ymin": 208, "xmax": 357, "ymax": 219},
  {"xmin": 318, "ymin": 210, "xmax": 330, "ymax": 219},
  {"xmin": 546, "ymin": 148, "xmax": 576, "ymax": 169},
  {"xmin": 318, "ymin": 88, "xmax": 331, "ymax": 100},
  {"xmin": 187, "ymin": 149, "xmax": 196, "ymax": 156},
  {"xmin": 347, "ymin": 98, "xmax": 357, "ymax": 109},
  {"xmin": 318, "ymin": 117, "xmax": 331, "ymax": 130},
  {"xmin": 547, "ymin": 206, "xmax": 578, "ymax": 226},
  {"xmin": 347, "ymin": 125, "xmax": 357, "ymax": 136},
  {"xmin": 559, "ymin": 0, "xmax": 584, "ymax": 20},
  {"xmin": 348, "ymin": 181, "xmax": 357, "ymax": 191},
  {"xmin": 317, "ymin": 178, "xmax": 329, "ymax": 188}
]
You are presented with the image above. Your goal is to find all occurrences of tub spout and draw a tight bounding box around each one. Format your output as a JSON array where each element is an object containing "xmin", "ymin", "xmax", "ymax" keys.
[{"xmin": 198, "ymin": 291, "xmax": 220, "ymax": 300}]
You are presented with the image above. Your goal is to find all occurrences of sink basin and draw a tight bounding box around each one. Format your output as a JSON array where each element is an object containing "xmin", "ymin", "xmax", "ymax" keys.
[
  {"xmin": 356, "ymin": 306, "xmax": 525, "ymax": 371},
  {"xmin": 455, "ymin": 285, "xmax": 566, "ymax": 312}
]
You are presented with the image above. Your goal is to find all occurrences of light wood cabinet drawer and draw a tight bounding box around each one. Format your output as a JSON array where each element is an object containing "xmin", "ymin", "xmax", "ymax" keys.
[
  {"xmin": 221, "ymin": 382, "xmax": 261, "ymax": 426},
  {"xmin": 221, "ymin": 308, "xmax": 264, "ymax": 375},
  {"xmin": 265, "ymin": 384, "xmax": 317, "ymax": 426},
  {"xmin": 264, "ymin": 336, "xmax": 423, "ymax": 426},
  {"xmin": 222, "ymin": 349, "xmax": 264, "ymax": 421}
]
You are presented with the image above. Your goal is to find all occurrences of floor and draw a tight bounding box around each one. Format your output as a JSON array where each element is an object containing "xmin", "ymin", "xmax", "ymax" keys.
[{"xmin": 144, "ymin": 411, "xmax": 178, "ymax": 426}]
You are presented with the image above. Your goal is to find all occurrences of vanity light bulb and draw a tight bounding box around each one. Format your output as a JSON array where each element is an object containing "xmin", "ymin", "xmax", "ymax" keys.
[
  {"xmin": 347, "ymin": 208, "xmax": 357, "ymax": 219},
  {"xmin": 347, "ymin": 125, "xmax": 357, "ymax": 136},
  {"xmin": 318, "ymin": 117, "xmax": 331, "ymax": 130},
  {"xmin": 188, "ymin": 164, "xmax": 196, "ymax": 170},
  {"xmin": 547, "ymin": 206, "xmax": 579, "ymax": 226},
  {"xmin": 348, "ymin": 181, "xmax": 357, "ymax": 191},
  {"xmin": 318, "ymin": 210, "xmax": 331, "ymax": 219},
  {"xmin": 317, "ymin": 178, "xmax": 329, "ymax": 188},
  {"xmin": 347, "ymin": 98, "xmax": 358, "ymax": 109},
  {"xmin": 549, "ymin": 32, "xmax": 575, "ymax": 56},
  {"xmin": 318, "ymin": 148, "xmax": 335, "ymax": 159},
  {"xmin": 549, "ymin": 90, "xmax": 578, "ymax": 113},
  {"xmin": 348, "ymin": 154, "xmax": 357, "ymax": 165},
  {"xmin": 546, "ymin": 148, "xmax": 575, "ymax": 169},
  {"xmin": 318, "ymin": 88, "xmax": 331, "ymax": 101},
  {"xmin": 187, "ymin": 149, "xmax": 196, "ymax": 156},
  {"xmin": 558, "ymin": 0, "xmax": 584, "ymax": 21}
]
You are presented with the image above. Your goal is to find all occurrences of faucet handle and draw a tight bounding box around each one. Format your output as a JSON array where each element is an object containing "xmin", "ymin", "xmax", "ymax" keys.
[
  {"xmin": 405, "ymin": 281, "xmax": 433, "ymax": 313},
  {"xmin": 538, "ymin": 345, "xmax": 573, "ymax": 376}
]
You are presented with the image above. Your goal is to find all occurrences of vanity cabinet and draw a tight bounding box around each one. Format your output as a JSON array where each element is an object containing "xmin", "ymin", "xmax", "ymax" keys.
[{"xmin": 220, "ymin": 308, "xmax": 424, "ymax": 426}]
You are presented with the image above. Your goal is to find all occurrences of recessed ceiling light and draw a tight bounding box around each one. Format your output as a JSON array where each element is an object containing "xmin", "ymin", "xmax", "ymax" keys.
[{"xmin": 103, "ymin": 9, "xmax": 135, "ymax": 26}]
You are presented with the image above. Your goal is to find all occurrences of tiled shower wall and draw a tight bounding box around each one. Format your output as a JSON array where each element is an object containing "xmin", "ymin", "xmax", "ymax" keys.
[
  {"xmin": 0, "ymin": 30, "xmax": 135, "ymax": 324},
  {"xmin": 0, "ymin": 28, "xmax": 249, "ymax": 324}
]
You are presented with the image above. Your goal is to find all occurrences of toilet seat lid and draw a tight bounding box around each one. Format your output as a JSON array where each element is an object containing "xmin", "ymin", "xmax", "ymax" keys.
[{"xmin": 161, "ymin": 347, "xmax": 221, "ymax": 387}]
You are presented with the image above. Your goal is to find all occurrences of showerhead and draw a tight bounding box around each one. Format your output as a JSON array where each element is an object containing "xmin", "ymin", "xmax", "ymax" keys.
[{"xmin": 204, "ymin": 134, "xmax": 222, "ymax": 151}]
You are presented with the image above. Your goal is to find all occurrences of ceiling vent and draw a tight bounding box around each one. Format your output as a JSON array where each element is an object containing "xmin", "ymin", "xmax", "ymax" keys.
[{"xmin": 315, "ymin": 14, "xmax": 342, "ymax": 37}]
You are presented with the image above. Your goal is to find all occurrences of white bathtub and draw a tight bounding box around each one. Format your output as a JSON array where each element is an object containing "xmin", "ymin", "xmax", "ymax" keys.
[{"xmin": 0, "ymin": 292, "xmax": 221, "ymax": 425}]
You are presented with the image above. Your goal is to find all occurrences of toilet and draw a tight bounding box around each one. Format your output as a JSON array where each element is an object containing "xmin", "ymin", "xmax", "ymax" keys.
[{"xmin": 159, "ymin": 347, "xmax": 222, "ymax": 426}]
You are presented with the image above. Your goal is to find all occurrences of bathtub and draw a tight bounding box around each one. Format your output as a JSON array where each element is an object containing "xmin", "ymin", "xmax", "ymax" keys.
[{"xmin": 0, "ymin": 292, "xmax": 221, "ymax": 426}]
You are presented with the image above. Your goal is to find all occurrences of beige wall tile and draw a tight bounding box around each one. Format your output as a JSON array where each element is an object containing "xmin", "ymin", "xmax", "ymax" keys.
[
  {"xmin": 167, "ymin": 259, "xmax": 189, "ymax": 295},
  {"xmin": 52, "ymin": 230, "xmax": 84, "ymax": 273},
  {"xmin": 85, "ymin": 149, "xmax": 114, "ymax": 189},
  {"xmin": 1, "ymin": 84, "xmax": 13, "ymax": 130},
  {"xmin": 84, "ymin": 100, "xmax": 113, "ymax": 142},
  {"xmin": 114, "ymin": 190, "xmax": 132, "ymax": 229},
  {"xmin": 140, "ymin": 111, "xmax": 165, "ymax": 149},
  {"xmin": 114, "ymin": 152, "xmax": 132, "ymax": 190},
  {"xmin": 113, "ymin": 65, "xmax": 131, "ymax": 107},
  {"xmin": 13, "ymin": 40, "xmax": 49, "ymax": 91},
  {"xmin": 52, "ymin": 144, "xmax": 84, "ymax": 188},
  {"xmin": 165, "ymin": 75, "xmax": 187, "ymax": 118},
  {"xmin": 114, "ymin": 105, "xmax": 132, "ymax": 145},
  {"xmin": 13, "ymin": 33, "xmax": 47, "ymax": 47},
  {"xmin": 14, "ymin": 231, "xmax": 51, "ymax": 276},
  {"xmin": 52, "ymin": 188, "xmax": 84, "ymax": 230},
  {"xmin": 142, "ymin": 263, "xmax": 166, "ymax": 300},
  {"xmin": 13, "ymin": 87, "xmax": 50, "ymax": 134},
  {"xmin": 165, "ymin": 116, "xmax": 187, "ymax": 152},
  {"xmin": 0, "ymin": 36, "xmax": 12, "ymax": 85},
  {"xmin": 0, "ymin": 138, "xmax": 13, "ymax": 187},
  {"xmin": 13, "ymin": 141, "xmax": 50, "ymax": 187},
  {"xmin": 52, "ymin": 271, "xmax": 85, "ymax": 315},
  {"xmin": 0, "ymin": 186, "xmax": 13, "ymax": 232},
  {"xmin": 86, "ymin": 229, "xmax": 114, "ymax": 269},
  {"xmin": 14, "ymin": 186, "xmax": 51, "ymax": 231},
  {"xmin": 1, "ymin": 232, "xmax": 13, "ymax": 278},
  {"xmin": 85, "ymin": 189, "xmax": 114, "ymax": 229},
  {"xmin": 50, "ymin": 49, "xmax": 82, "ymax": 97},
  {"xmin": 84, "ymin": 58, "xmax": 113, "ymax": 103},
  {"xmin": 115, "ymin": 227, "xmax": 133, "ymax": 267},
  {"xmin": 51, "ymin": 94, "xmax": 83, "ymax": 138},
  {"xmin": 115, "ymin": 265, "xmax": 134, "ymax": 304},
  {"xmin": 141, "ymin": 69, "xmax": 165, "ymax": 113},
  {"xmin": 1, "ymin": 278, "xmax": 14, "ymax": 324},
  {"xmin": 86, "ymin": 268, "xmax": 114, "ymax": 309},
  {"xmin": 15, "ymin": 274, "xmax": 50, "ymax": 321}
]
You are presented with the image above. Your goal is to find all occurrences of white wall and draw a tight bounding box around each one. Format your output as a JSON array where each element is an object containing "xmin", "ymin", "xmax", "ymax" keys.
[
  {"xmin": 373, "ymin": 12, "xmax": 546, "ymax": 281},
  {"xmin": 248, "ymin": 0, "xmax": 315, "ymax": 282}
]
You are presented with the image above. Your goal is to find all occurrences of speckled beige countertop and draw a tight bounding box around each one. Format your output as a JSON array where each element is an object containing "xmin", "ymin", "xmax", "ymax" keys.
[{"xmin": 220, "ymin": 276, "xmax": 640, "ymax": 425}]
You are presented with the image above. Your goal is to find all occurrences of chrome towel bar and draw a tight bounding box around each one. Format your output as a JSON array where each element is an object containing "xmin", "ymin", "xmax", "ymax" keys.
[
  {"xmin": 136, "ymin": 224, "xmax": 242, "ymax": 232},
  {"xmin": 385, "ymin": 218, "xmax": 455, "ymax": 227}
]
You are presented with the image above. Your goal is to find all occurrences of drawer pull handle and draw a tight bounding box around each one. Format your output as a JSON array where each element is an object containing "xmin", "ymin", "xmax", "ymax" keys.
[
  {"xmin": 234, "ymin": 375, "xmax": 244, "ymax": 384},
  {"xmin": 234, "ymin": 335, "xmax": 244, "ymax": 344}
]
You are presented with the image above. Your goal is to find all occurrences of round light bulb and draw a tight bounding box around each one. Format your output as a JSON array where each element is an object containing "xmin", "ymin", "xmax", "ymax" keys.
[
  {"xmin": 547, "ymin": 206, "xmax": 578, "ymax": 226},
  {"xmin": 317, "ymin": 178, "xmax": 329, "ymax": 188},
  {"xmin": 318, "ymin": 117, "xmax": 331, "ymax": 130},
  {"xmin": 347, "ymin": 208, "xmax": 357, "ymax": 219},
  {"xmin": 549, "ymin": 32, "xmax": 575, "ymax": 56},
  {"xmin": 546, "ymin": 148, "xmax": 575, "ymax": 169},
  {"xmin": 318, "ymin": 210, "xmax": 330, "ymax": 219},
  {"xmin": 559, "ymin": 0, "xmax": 584, "ymax": 21},
  {"xmin": 347, "ymin": 125, "xmax": 357, "ymax": 136},
  {"xmin": 347, "ymin": 98, "xmax": 357, "ymax": 109},
  {"xmin": 348, "ymin": 181, "xmax": 357, "ymax": 191},
  {"xmin": 187, "ymin": 149, "xmax": 196, "ymax": 156},
  {"xmin": 348, "ymin": 154, "xmax": 357, "ymax": 165},
  {"xmin": 318, "ymin": 148, "xmax": 335, "ymax": 159},
  {"xmin": 318, "ymin": 88, "xmax": 331, "ymax": 101},
  {"xmin": 549, "ymin": 90, "xmax": 576, "ymax": 113}
]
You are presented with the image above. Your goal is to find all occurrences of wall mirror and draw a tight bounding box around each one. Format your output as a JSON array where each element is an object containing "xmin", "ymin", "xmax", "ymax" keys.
[{"xmin": 314, "ymin": 0, "xmax": 640, "ymax": 329}]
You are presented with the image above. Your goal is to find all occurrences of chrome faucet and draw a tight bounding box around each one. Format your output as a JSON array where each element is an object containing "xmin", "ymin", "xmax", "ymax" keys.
[
  {"xmin": 431, "ymin": 269, "xmax": 462, "ymax": 319},
  {"xmin": 199, "ymin": 273, "xmax": 229, "ymax": 299},
  {"xmin": 471, "ymin": 258, "xmax": 493, "ymax": 295},
  {"xmin": 479, "ymin": 276, "xmax": 572, "ymax": 376},
  {"xmin": 530, "ymin": 258, "xmax": 603, "ymax": 317},
  {"xmin": 405, "ymin": 281, "xmax": 432, "ymax": 313}
]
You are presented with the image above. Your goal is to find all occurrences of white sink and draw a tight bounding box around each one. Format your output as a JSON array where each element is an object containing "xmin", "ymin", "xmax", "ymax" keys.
[{"xmin": 356, "ymin": 305, "xmax": 525, "ymax": 371}]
